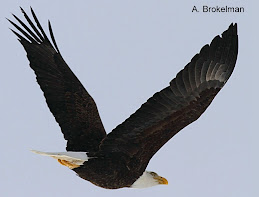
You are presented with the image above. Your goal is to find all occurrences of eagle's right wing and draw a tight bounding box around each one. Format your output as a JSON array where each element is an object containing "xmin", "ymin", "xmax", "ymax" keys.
[
  {"xmin": 9, "ymin": 8, "xmax": 106, "ymax": 152},
  {"xmin": 100, "ymin": 24, "xmax": 238, "ymax": 170}
]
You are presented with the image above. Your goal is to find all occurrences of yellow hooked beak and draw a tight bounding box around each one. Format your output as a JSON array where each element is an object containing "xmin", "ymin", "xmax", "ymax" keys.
[{"xmin": 154, "ymin": 176, "xmax": 168, "ymax": 185}]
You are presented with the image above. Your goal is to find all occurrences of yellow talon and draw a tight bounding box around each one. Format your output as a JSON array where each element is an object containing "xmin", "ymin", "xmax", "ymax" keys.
[{"xmin": 57, "ymin": 159, "xmax": 80, "ymax": 169}]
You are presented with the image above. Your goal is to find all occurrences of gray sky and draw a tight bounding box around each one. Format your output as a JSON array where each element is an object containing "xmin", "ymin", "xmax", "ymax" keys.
[{"xmin": 1, "ymin": 0, "xmax": 258, "ymax": 196}]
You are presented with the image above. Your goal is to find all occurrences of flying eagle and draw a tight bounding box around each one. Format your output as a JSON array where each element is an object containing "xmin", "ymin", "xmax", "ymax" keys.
[{"xmin": 9, "ymin": 7, "xmax": 238, "ymax": 189}]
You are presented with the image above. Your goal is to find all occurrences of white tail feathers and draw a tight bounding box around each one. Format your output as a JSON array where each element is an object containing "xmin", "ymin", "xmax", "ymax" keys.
[{"xmin": 31, "ymin": 150, "xmax": 89, "ymax": 168}]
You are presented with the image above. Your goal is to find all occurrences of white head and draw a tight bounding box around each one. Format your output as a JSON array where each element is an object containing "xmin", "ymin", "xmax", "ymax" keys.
[{"xmin": 130, "ymin": 171, "xmax": 168, "ymax": 188}]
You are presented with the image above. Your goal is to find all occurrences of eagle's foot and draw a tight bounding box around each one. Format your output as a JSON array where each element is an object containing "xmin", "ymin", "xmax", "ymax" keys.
[{"xmin": 58, "ymin": 159, "xmax": 80, "ymax": 169}]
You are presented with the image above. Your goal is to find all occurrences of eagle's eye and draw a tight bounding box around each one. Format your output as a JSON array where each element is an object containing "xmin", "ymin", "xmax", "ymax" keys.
[{"xmin": 149, "ymin": 172, "xmax": 158, "ymax": 176}]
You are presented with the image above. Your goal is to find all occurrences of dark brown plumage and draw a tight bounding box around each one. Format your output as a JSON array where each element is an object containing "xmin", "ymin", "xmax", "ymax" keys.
[{"xmin": 9, "ymin": 7, "xmax": 238, "ymax": 189}]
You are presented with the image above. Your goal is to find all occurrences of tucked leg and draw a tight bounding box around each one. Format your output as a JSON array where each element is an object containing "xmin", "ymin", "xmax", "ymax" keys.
[{"xmin": 58, "ymin": 159, "xmax": 80, "ymax": 169}]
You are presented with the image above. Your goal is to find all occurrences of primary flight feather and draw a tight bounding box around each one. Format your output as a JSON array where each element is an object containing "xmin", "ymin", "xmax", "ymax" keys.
[{"xmin": 9, "ymin": 7, "xmax": 238, "ymax": 189}]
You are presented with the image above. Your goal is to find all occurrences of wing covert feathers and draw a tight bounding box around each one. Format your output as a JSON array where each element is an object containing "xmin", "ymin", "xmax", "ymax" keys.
[
  {"xmin": 9, "ymin": 8, "xmax": 106, "ymax": 152},
  {"xmin": 100, "ymin": 24, "xmax": 238, "ymax": 163}
]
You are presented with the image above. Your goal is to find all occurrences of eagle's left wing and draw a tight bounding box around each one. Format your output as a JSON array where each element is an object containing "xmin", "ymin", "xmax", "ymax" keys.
[{"xmin": 8, "ymin": 8, "xmax": 107, "ymax": 152}]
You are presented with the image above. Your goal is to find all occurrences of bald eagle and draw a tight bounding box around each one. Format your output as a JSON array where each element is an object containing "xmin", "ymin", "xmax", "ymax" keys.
[{"xmin": 8, "ymin": 7, "xmax": 238, "ymax": 189}]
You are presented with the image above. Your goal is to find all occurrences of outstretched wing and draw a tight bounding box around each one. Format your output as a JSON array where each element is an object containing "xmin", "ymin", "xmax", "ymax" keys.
[
  {"xmin": 100, "ymin": 24, "xmax": 238, "ymax": 168},
  {"xmin": 9, "ymin": 7, "xmax": 106, "ymax": 152}
]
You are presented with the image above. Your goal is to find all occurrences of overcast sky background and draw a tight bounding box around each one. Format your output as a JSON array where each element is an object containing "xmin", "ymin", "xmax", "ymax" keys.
[{"xmin": 0, "ymin": 0, "xmax": 258, "ymax": 197}]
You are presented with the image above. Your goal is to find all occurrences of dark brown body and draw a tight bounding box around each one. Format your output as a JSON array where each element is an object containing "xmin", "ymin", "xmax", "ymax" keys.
[{"xmin": 73, "ymin": 153, "xmax": 147, "ymax": 189}]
